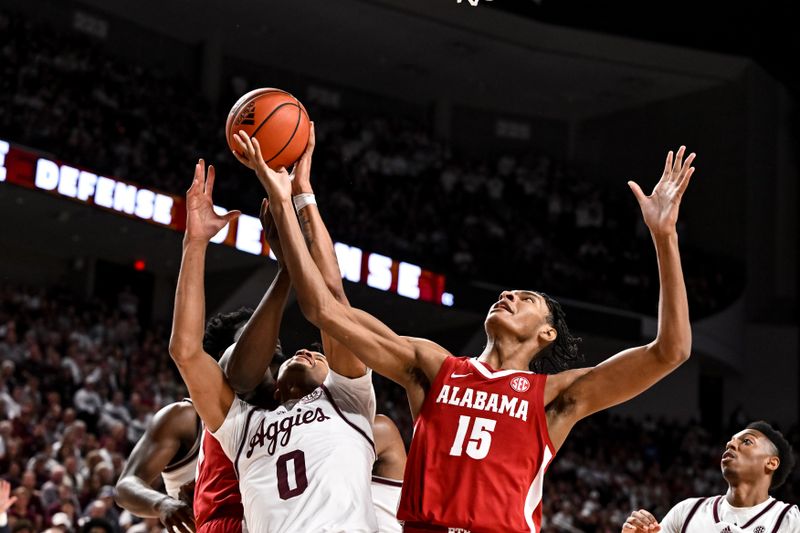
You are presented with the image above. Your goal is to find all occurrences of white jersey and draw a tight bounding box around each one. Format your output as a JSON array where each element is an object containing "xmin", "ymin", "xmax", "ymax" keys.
[
  {"xmin": 660, "ymin": 495, "xmax": 800, "ymax": 533},
  {"xmin": 213, "ymin": 369, "xmax": 378, "ymax": 533},
  {"xmin": 371, "ymin": 476, "xmax": 402, "ymax": 533},
  {"xmin": 161, "ymin": 409, "xmax": 201, "ymax": 500}
]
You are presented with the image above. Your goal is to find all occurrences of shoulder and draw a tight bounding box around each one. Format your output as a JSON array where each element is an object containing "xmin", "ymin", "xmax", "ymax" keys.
[
  {"xmin": 663, "ymin": 497, "xmax": 713, "ymax": 521},
  {"xmin": 148, "ymin": 401, "xmax": 199, "ymax": 440}
]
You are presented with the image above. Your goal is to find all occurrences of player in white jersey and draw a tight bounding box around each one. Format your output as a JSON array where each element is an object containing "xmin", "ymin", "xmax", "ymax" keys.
[
  {"xmin": 622, "ymin": 421, "xmax": 798, "ymax": 532},
  {"xmin": 168, "ymin": 159, "xmax": 377, "ymax": 533},
  {"xmin": 371, "ymin": 415, "xmax": 406, "ymax": 533}
]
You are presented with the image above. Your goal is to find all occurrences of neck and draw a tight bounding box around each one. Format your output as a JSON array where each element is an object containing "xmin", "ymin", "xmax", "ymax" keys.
[
  {"xmin": 478, "ymin": 335, "xmax": 540, "ymax": 371},
  {"xmin": 278, "ymin": 383, "xmax": 315, "ymax": 403},
  {"xmin": 725, "ymin": 479, "xmax": 772, "ymax": 508}
]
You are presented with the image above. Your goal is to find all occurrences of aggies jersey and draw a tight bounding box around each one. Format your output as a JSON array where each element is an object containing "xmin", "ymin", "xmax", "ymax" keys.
[
  {"xmin": 212, "ymin": 370, "xmax": 378, "ymax": 533},
  {"xmin": 399, "ymin": 357, "xmax": 554, "ymax": 533},
  {"xmin": 659, "ymin": 496, "xmax": 800, "ymax": 532},
  {"xmin": 194, "ymin": 428, "xmax": 243, "ymax": 529}
]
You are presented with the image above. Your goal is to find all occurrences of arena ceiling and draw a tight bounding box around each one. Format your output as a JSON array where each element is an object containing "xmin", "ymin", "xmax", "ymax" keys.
[{"xmin": 73, "ymin": 0, "xmax": 749, "ymax": 120}]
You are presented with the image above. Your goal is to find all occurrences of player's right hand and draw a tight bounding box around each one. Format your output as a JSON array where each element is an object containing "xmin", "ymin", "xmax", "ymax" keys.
[
  {"xmin": 156, "ymin": 496, "xmax": 196, "ymax": 533},
  {"xmin": 234, "ymin": 130, "xmax": 292, "ymax": 202},
  {"xmin": 622, "ymin": 509, "xmax": 661, "ymax": 532}
]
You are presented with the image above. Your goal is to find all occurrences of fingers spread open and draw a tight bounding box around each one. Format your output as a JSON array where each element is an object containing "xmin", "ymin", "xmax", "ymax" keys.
[{"xmin": 204, "ymin": 165, "xmax": 216, "ymax": 196}]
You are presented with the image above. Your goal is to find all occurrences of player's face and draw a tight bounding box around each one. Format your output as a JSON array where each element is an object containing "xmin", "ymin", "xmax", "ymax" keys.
[
  {"xmin": 720, "ymin": 429, "xmax": 779, "ymax": 483},
  {"xmin": 277, "ymin": 349, "xmax": 330, "ymax": 389},
  {"xmin": 484, "ymin": 290, "xmax": 555, "ymax": 344}
]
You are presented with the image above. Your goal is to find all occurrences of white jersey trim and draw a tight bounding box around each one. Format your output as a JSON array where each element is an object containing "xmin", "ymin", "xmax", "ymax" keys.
[
  {"xmin": 469, "ymin": 358, "xmax": 536, "ymax": 379},
  {"xmin": 524, "ymin": 444, "xmax": 553, "ymax": 533}
]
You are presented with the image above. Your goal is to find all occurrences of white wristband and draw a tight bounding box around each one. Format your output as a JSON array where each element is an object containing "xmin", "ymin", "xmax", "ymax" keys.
[{"xmin": 292, "ymin": 193, "xmax": 317, "ymax": 212}]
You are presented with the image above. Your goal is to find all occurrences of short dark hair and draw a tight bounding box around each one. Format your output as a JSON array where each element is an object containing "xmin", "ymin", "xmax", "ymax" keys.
[
  {"xmin": 532, "ymin": 293, "xmax": 583, "ymax": 374},
  {"xmin": 80, "ymin": 518, "xmax": 114, "ymax": 533},
  {"xmin": 746, "ymin": 420, "xmax": 796, "ymax": 489},
  {"xmin": 202, "ymin": 307, "xmax": 254, "ymax": 360}
]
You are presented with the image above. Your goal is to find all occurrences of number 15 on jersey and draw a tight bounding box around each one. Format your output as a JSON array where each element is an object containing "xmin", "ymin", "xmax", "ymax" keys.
[{"xmin": 449, "ymin": 416, "xmax": 497, "ymax": 460}]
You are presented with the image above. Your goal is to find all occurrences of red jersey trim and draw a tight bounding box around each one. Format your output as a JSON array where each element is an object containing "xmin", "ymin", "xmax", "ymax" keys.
[
  {"xmin": 233, "ymin": 407, "xmax": 258, "ymax": 479},
  {"xmin": 372, "ymin": 475, "xmax": 403, "ymax": 487}
]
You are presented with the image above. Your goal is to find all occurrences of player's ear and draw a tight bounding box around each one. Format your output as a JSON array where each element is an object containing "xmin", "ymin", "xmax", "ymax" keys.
[
  {"xmin": 539, "ymin": 324, "xmax": 556, "ymax": 343},
  {"xmin": 766, "ymin": 455, "xmax": 780, "ymax": 475}
]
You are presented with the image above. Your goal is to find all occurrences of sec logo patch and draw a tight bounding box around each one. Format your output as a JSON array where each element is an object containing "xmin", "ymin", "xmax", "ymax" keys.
[{"xmin": 510, "ymin": 376, "xmax": 530, "ymax": 393}]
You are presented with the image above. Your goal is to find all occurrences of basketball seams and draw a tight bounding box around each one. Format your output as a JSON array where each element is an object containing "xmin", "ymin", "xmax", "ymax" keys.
[
  {"xmin": 265, "ymin": 102, "xmax": 303, "ymax": 165},
  {"xmin": 225, "ymin": 88, "xmax": 287, "ymax": 138},
  {"xmin": 226, "ymin": 88, "xmax": 310, "ymax": 169}
]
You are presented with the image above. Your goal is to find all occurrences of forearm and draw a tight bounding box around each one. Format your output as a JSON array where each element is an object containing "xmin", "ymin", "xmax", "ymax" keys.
[
  {"xmin": 650, "ymin": 231, "xmax": 691, "ymax": 362},
  {"xmin": 115, "ymin": 476, "xmax": 171, "ymax": 518},
  {"xmin": 271, "ymin": 199, "xmax": 341, "ymax": 325},
  {"xmin": 225, "ymin": 268, "xmax": 291, "ymax": 392},
  {"xmin": 169, "ymin": 239, "xmax": 209, "ymax": 361},
  {"xmin": 295, "ymin": 200, "xmax": 348, "ymax": 302}
]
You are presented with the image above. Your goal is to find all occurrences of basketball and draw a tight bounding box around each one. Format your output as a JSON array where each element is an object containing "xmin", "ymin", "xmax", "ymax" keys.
[{"xmin": 225, "ymin": 88, "xmax": 311, "ymax": 170}]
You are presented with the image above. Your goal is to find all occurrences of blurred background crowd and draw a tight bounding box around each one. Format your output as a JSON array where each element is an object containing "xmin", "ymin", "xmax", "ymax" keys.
[{"xmin": 1, "ymin": 1, "xmax": 795, "ymax": 532}]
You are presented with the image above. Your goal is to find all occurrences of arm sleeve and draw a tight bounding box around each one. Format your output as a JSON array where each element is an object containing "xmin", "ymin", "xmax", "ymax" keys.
[
  {"xmin": 210, "ymin": 397, "xmax": 250, "ymax": 460},
  {"xmin": 323, "ymin": 369, "xmax": 376, "ymax": 422}
]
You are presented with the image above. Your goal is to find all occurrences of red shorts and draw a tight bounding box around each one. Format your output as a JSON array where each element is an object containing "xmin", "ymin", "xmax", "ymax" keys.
[
  {"xmin": 197, "ymin": 516, "xmax": 243, "ymax": 533},
  {"xmin": 403, "ymin": 523, "xmax": 470, "ymax": 533}
]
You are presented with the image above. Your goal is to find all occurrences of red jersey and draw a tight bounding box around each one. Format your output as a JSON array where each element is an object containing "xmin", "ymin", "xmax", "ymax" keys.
[
  {"xmin": 398, "ymin": 356, "xmax": 555, "ymax": 533},
  {"xmin": 194, "ymin": 428, "xmax": 243, "ymax": 529}
]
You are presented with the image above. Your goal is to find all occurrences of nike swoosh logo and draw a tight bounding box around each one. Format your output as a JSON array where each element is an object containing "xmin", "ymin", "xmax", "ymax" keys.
[{"xmin": 450, "ymin": 373, "xmax": 471, "ymax": 378}]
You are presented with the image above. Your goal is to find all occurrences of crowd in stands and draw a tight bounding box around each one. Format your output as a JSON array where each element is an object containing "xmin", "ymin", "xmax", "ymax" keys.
[
  {"xmin": 1, "ymin": 285, "xmax": 797, "ymax": 532},
  {"xmin": 0, "ymin": 7, "xmax": 739, "ymax": 319}
]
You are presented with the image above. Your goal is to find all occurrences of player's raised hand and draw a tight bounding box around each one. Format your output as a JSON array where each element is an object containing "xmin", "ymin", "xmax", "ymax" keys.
[
  {"xmin": 233, "ymin": 130, "xmax": 292, "ymax": 201},
  {"xmin": 291, "ymin": 121, "xmax": 315, "ymax": 194},
  {"xmin": 628, "ymin": 146, "xmax": 696, "ymax": 237},
  {"xmin": 260, "ymin": 198, "xmax": 284, "ymax": 264},
  {"xmin": 185, "ymin": 159, "xmax": 241, "ymax": 244},
  {"xmin": 621, "ymin": 509, "xmax": 661, "ymax": 532}
]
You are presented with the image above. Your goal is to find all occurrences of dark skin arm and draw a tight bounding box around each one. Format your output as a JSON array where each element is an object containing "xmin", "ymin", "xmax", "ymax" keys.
[
  {"xmin": 234, "ymin": 124, "xmax": 367, "ymax": 378},
  {"xmin": 114, "ymin": 402, "xmax": 197, "ymax": 533},
  {"xmin": 372, "ymin": 414, "xmax": 407, "ymax": 480},
  {"xmin": 169, "ymin": 160, "xmax": 238, "ymax": 432},
  {"xmin": 236, "ymin": 132, "xmax": 449, "ymax": 418},
  {"xmin": 223, "ymin": 200, "xmax": 291, "ymax": 394}
]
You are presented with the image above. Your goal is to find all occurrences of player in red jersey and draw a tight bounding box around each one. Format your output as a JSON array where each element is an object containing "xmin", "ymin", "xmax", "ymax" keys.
[
  {"xmin": 239, "ymin": 131, "xmax": 696, "ymax": 533},
  {"xmin": 115, "ymin": 306, "xmax": 287, "ymax": 533}
]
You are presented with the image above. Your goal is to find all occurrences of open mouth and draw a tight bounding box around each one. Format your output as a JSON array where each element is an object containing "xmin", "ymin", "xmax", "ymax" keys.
[
  {"xmin": 721, "ymin": 451, "xmax": 736, "ymax": 462},
  {"xmin": 494, "ymin": 301, "xmax": 513, "ymax": 313}
]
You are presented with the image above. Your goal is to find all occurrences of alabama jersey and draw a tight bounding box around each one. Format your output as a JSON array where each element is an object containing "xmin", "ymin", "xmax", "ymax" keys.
[
  {"xmin": 371, "ymin": 476, "xmax": 402, "ymax": 533},
  {"xmin": 398, "ymin": 356, "xmax": 554, "ymax": 533},
  {"xmin": 161, "ymin": 409, "xmax": 201, "ymax": 500},
  {"xmin": 194, "ymin": 428, "xmax": 243, "ymax": 529},
  {"xmin": 212, "ymin": 369, "xmax": 378, "ymax": 533},
  {"xmin": 659, "ymin": 496, "xmax": 799, "ymax": 532}
]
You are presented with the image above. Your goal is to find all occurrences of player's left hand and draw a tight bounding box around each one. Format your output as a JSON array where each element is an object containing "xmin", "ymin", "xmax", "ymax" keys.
[
  {"xmin": 185, "ymin": 159, "xmax": 241, "ymax": 244},
  {"xmin": 628, "ymin": 146, "xmax": 695, "ymax": 238},
  {"xmin": 260, "ymin": 198, "xmax": 284, "ymax": 263},
  {"xmin": 234, "ymin": 130, "xmax": 292, "ymax": 202},
  {"xmin": 291, "ymin": 121, "xmax": 315, "ymax": 194}
]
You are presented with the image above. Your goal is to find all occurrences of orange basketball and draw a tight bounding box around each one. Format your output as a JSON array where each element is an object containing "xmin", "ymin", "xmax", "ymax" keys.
[{"xmin": 225, "ymin": 88, "xmax": 310, "ymax": 170}]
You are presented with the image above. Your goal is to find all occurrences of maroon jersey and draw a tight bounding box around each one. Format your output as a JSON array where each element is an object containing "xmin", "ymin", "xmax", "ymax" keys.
[
  {"xmin": 194, "ymin": 429, "xmax": 243, "ymax": 530},
  {"xmin": 398, "ymin": 356, "xmax": 554, "ymax": 533}
]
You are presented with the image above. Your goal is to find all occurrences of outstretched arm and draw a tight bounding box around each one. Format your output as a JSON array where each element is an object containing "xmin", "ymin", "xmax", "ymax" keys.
[
  {"xmin": 235, "ymin": 132, "xmax": 448, "ymax": 389},
  {"xmin": 235, "ymin": 124, "xmax": 365, "ymax": 378},
  {"xmin": 547, "ymin": 147, "xmax": 695, "ymax": 449},
  {"xmin": 169, "ymin": 160, "xmax": 239, "ymax": 432},
  {"xmin": 115, "ymin": 403, "xmax": 197, "ymax": 533},
  {"xmin": 223, "ymin": 198, "xmax": 291, "ymax": 393}
]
